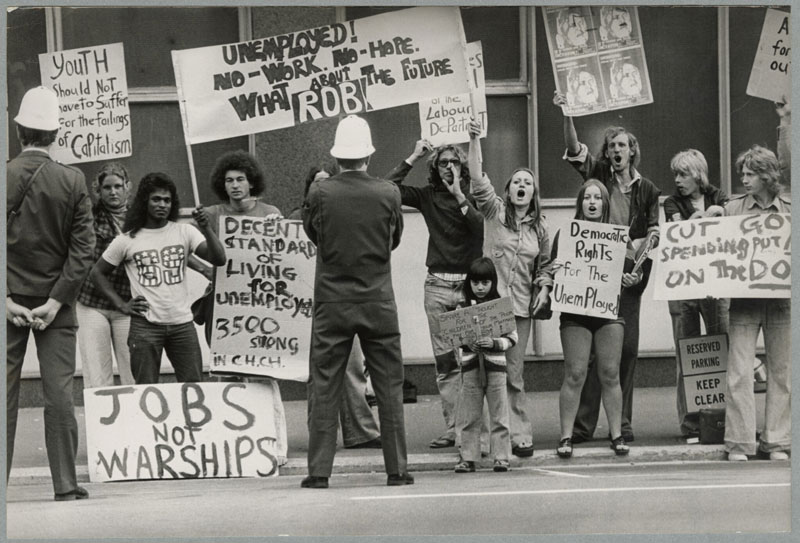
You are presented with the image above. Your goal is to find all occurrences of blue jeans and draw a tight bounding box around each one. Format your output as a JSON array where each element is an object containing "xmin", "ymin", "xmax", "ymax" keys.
[
  {"xmin": 127, "ymin": 316, "xmax": 203, "ymax": 384},
  {"xmin": 458, "ymin": 368, "xmax": 510, "ymax": 462},
  {"xmin": 506, "ymin": 316, "xmax": 533, "ymax": 447}
]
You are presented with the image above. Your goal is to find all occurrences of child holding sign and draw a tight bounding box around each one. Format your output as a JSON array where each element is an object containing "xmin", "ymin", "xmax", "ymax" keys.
[{"xmin": 453, "ymin": 257, "xmax": 517, "ymax": 473}]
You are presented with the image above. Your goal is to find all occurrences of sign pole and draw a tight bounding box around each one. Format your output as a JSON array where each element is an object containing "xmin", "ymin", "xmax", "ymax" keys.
[{"xmin": 171, "ymin": 50, "xmax": 201, "ymax": 207}]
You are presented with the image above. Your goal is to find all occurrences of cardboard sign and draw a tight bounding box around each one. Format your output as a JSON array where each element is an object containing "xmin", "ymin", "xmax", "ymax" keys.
[
  {"xmin": 419, "ymin": 41, "xmax": 487, "ymax": 146},
  {"xmin": 438, "ymin": 297, "xmax": 515, "ymax": 348},
  {"xmin": 543, "ymin": 6, "xmax": 653, "ymax": 116},
  {"xmin": 172, "ymin": 7, "xmax": 470, "ymax": 144},
  {"xmin": 653, "ymin": 213, "xmax": 791, "ymax": 300},
  {"xmin": 39, "ymin": 43, "xmax": 132, "ymax": 164},
  {"xmin": 84, "ymin": 382, "xmax": 280, "ymax": 482},
  {"xmin": 551, "ymin": 221, "xmax": 629, "ymax": 319},
  {"xmin": 210, "ymin": 217, "xmax": 314, "ymax": 381},
  {"xmin": 679, "ymin": 334, "xmax": 728, "ymax": 413},
  {"xmin": 746, "ymin": 8, "xmax": 791, "ymax": 102}
]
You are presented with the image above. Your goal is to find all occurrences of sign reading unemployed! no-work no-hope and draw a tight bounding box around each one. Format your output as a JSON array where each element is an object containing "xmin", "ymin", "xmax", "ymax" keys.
[{"xmin": 172, "ymin": 7, "xmax": 470, "ymax": 144}]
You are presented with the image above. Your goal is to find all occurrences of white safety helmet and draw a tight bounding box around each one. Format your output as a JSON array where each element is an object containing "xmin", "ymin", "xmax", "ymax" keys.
[
  {"xmin": 14, "ymin": 86, "xmax": 60, "ymax": 131},
  {"xmin": 330, "ymin": 115, "xmax": 375, "ymax": 159}
]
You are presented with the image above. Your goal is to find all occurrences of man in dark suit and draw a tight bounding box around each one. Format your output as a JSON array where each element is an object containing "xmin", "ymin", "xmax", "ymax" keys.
[
  {"xmin": 6, "ymin": 86, "xmax": 95, "ymax": 500},
  {"xmin": 301, "ymin": 115, "xmax": 412, "ymax": 488}
]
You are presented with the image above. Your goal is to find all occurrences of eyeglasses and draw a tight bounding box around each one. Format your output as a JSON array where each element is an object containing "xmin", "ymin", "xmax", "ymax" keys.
[{"xmin": 437, "ymin": 159, "xmax": 461, "ymax": 168}]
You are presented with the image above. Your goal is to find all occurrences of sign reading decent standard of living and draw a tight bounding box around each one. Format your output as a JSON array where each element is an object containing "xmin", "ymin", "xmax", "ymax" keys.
[
  {"xmin": 653, "ymin": 213, "xmax": 791, "ymax": 300},
  {"xmin": 438, "ymin": 297, "xmax": 515, "ymax": 348},
  {"xmin": 39, "ymin": 42, "xmax": 132, "ymax": 164},
  {"xmin": 747, "ymin": 8, "xmax": 791, "ymax": 102},
  {"xmin": 210, "ymin": 217, "xmax": 314, "ymax": 381},
  {"xmin": 172, "ymin": 7, "xmax": 470, "ymax": 144},
  {"xmin": 551, "ymin": 221, "xmax": 629, "ymax": 319},
  {"xmin": 84, "ymin": 382, "xmax": 280, "ymax": 482},
  {"xmin": 679, "ymin": 334, "xmax": 728, "ymax": 413}
]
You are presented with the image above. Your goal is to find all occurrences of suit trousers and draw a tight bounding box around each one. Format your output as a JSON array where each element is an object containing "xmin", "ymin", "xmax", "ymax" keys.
[
  {"xmin": 7, "ymin": 295, "xmax": 80, "ymax": 494},
  {"xmin": 339, "ymin": 338, "xmax": 380, "ymax": 446},
  {"xmin": 307, "ymin": 300, "xmax": 407, "ymax": 477}
]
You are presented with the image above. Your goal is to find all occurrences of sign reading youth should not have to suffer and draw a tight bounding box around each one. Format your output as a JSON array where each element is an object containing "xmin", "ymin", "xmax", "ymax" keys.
[
  {"xmin": 39, "ymin": 42, "xmax": 132, "ymax": 164},
  {"xmin": 84, "ymin": 382, "xmax": 280, "ymax": 482},
  {"xmin": 211, "ymin": 217, "xmax": 314, "ymax": 382},
  {"xmin": 551, "ymin": 220, "xmax": 629, "ymax": 319},
  {"xmin": 653, "ymin": 213, "xmax": 791, "ymax": 300},
  {"xmin": 542, "ymin": 6, "xmax": 653, "ymax": 116},
  {"xmin": 679, "ymin": 334, "xmax": 728, "ymax": 413},
  {"xmin": 172, "ymin": 7, "xmax": 470, "ymax": 144},
  {"xmin": 438, "ymin": 297, "xmax": 515, "ymax": 348},
  {"xmin": 747, "ymin": 8, "xmax": 791, "ymax": 103}
]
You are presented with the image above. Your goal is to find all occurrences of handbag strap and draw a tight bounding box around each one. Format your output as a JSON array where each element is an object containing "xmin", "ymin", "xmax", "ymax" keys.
[{"xmin": 8, "ymin": 160, "xmax": 48, "ymax": 220}]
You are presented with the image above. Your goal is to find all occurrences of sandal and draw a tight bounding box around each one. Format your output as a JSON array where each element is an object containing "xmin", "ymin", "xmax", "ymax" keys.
[
  {"xmin": 493, "ymin": 459, "xmax": 510, "ymax": 472},
  {"xmin": 610, "ymin": 436, "xmax": 630, "ymax": 456},
  {"xmin": 557, "ymin": 437, "xmax": 573, "ymax": 459},
  {"xmin": 454, "ymin": 459, "xmax": 476, "ymax": 473}
]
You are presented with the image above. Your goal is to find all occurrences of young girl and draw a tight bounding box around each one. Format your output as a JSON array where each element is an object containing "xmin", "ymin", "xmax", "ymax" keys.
[
  {"xmin": 552, "ymin": 179, "xmax": 636, "ymax": 458},
  {"xmin": 454, "ymin": 257, "xmax": 518, "ymax": 473}
]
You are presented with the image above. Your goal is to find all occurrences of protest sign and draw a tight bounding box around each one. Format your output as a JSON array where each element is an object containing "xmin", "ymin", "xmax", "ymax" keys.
[
  {"xmin": 543, "ymin": 6, "xmax": 653, "ymax": 116},
  {"xmin": 653, "ymin": 213, "xmax": 791, "ymax": 300},
  {"xmin": 210, "ymin": 217, "xmax": 314, "ymax": 381},
  {"xmin": 551, "ymin": 221, "xmax": 629, "ymax": 319},
  {"xmin": 419, "ymin": 41, "xmax": 486, "ymax": 146},
  {"xmin": 678, "ymin": 334, "xmax": 728, "ymax": 413},
  {"xmin": 172, "ymin": 7, "xmax": 470, "ymax": 144},
  {"xmin": 84, "ymin": 382, "xmax": 279, "ymax": 482},
  {"xmin": 39, "ymin": 43, "xmax": 132, "ymax": 164},
  {"xmin": 438, "ymin": 297, "xmax": 515, "ymax": 348},
  {"xmin": 746, "ymin": 8, "xmax": 791, "ymax": 102}
]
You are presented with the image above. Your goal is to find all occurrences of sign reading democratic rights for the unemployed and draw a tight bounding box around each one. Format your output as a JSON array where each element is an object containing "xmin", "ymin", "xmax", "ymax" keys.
[
  {"xmin": 210, "ymin": 217, "xmax": 314, "ymax": 381},
  {"xmin": 418, "ymin": 41, "xmax": 486, "ymax": 146},
  {"xmin": 84, "ymin": 382, "xmax": 279, "ymax": 482},
  {"xmin": 171, "ymin": 7, "xmax": 470, "ymax": 144},
  {"xmin": 39, "ymin": 42, "xmax": 132, "ymax": 164},
  {"xmin": 679, "ymin": 334, "xmax": 728, "ymax": 413},
  {"xmin": 653, "ymin": 213, "xmax": 791, "ymax": 300},
  {"xmin": 747, "ymin": 8, "xmax": 791, "ymax": 102},
  {"xmin": 438, "ymin": 297, "xmax": 515, "ymax": 348},
  {"xmin": 551, "ymin": 221, "xmax": 629, "ymax": 319}
]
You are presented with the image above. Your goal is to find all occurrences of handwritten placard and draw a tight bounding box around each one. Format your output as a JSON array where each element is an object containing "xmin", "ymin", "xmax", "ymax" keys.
[
  {"xmin": 84, "ymin": 382, "xmax": 279, "ymax": 482},
  {"xmin": 746, "ymin": 8, "xmax": 791, "ymax": 102},
  {"xmin": 551, "ymin": 221, "xmax": 629, "ymax": 319},
  {"xmin": 39, "ymin": 43, "xmax": 132, "ymax": 164},
  {"xmin": 438, "ymin": 297, "xmax": 515, "ymax": 348},
  {"xmin": 653, "ymin": 214, "xmax": 791, "ymax": 300},
  {"xmin": 679, "ymin": 334, "xmax": 728, "ymax": 413},
  {"xmin": 419, "ymin": 41, "xmax": 486, "ymax": 146},
  {"xmin": 210, "ymin": 217, "xmax": 315, "ymax": 381},
  {"xmin": 172, "ymin": 7, "xmax": 469, "ymax": 144}
]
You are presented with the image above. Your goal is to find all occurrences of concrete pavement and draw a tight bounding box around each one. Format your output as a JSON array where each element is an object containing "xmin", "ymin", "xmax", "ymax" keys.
[{"xmin": 8, "ymin": 386, "xmax": 766, "ymax": 485}]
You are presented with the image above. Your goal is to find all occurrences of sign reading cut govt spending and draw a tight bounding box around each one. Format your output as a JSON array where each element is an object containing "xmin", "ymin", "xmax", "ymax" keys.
[
  {"xmin": 747, "ymin": 8, "xmax": 791, "ymax": 102},
  {"xmin": 210, "ymin": 217, "xmax": 314, "ymax": 382},
  {"xmin": 679, "ymin": 334, "xmax": 728, "ymax": 413},
  {"xmin": 438, "ymin": 297, "xmax": 515, "ymax": 349},
  {"xmin": 171, "ymin": 7, "xmax": 470, "ymax": 144},
  {"xmin": 39, "ymin": 42, "xmax": 132, "ymax": 164},
  {"xmin": 551, "ymin": 220, "xmax": 629, "ymax": 319},
  {"xmin": 653, "ymin": 213, "xmax": 791, "ymax": 300},
  {"xmin": 84, "ymin": 382, "xmax": 280, "ymax": 482}
]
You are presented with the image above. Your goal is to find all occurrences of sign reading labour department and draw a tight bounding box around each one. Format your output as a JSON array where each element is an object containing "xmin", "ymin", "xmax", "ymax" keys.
[
  {"xmin": 211, "ymin": 217, "xmax": 314, "ymax": 381},
  {"xmin": 39, "ymin": 43, "xmax": 132, "ymax": 164},
  {"xmin": 84, "ymin": 382, "xmax": 280, "ymax": 482},
  {"xmin": 678, "ymin": 334, "xmax": 728, "ymax": 413},
  {"xmin": 438, "ymin": 297, "xmax": 515, "ymax": 348}
]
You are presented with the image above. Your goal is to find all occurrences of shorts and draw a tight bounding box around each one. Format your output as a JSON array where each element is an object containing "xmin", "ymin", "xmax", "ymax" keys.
[{"xmin": 559, "ymin": 312, "xmax": 624, "ymax": 334}]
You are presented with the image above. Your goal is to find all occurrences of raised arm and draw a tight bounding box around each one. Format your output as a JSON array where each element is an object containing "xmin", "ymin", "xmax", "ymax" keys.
[
  {"xmin": 468, "ymin": 119, "xmax": 502, "ymax": 220},
  {"xmin": 191, "ymin": 205, "xmax": 227, "ymax": 266},
  {"xmin": 553, "ymin": 91, "xmax": 581, "ymax": 156}
]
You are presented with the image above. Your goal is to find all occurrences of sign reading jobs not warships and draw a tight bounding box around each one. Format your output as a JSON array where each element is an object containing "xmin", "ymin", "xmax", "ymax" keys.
[
  {"xmin": 172, "ymin": 7, "xmax": 470, "ymax": 144},
  {"xmin": 39, "ymin": 43, "xmax": 132, "ymax": 164},
  {"xmin": 84, "ymin": 382, "xmax": 280, "ymax": 482},
  {"xmin": 210, "ymin": 217, "xmax": 314, "ymax": 381}
]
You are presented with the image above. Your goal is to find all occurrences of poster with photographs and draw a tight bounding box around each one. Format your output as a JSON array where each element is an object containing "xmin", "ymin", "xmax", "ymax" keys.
[{"xmin": 544, "ymin": 6, "xmax": 653, "ymax": 117}]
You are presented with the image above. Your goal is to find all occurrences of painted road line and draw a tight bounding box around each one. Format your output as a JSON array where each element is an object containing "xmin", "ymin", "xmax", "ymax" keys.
[
  {"xmin": 533, "ymin": 469, "xmax": 591, "ymax": 478},
  {"xmin": 351, "ymin": 482, "xmax": 789, "ymax": 501}
]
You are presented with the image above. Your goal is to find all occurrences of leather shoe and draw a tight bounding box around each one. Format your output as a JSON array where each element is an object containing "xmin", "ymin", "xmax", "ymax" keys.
[
  {"xmin": 512, "ymin": 444, "xmax": 534, "ymax": 458},
  {"xmin": 345, "ymin": 437, "xmax": 382, "ymax": 449},
  {"xmin": 301, "ymin": 476, "xmax": 329, "ymax": 489},
  {"xmin": 387, "ymin": 473, "xmax": 414, "ymax": 486},
  {"xmin": 54, "ymin": 486, "xmax": 89, "ymax": 501},
  {"xmin": 429, "ymin": 435, "xmax": 455, "ymax": 449},
  {"xmin": 571, "ymin": 434, "xmax": 590, "ymax": 444}
]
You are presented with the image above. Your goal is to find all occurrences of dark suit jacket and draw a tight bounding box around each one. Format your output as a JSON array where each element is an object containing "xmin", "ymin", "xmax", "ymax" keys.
[
  {"xmin": 7, "ymin": 149, "xmax": 95, "ymax": 305},
  {"xmin": 302, "ymin": 169, "xmax": 403, "ymax": 303}
]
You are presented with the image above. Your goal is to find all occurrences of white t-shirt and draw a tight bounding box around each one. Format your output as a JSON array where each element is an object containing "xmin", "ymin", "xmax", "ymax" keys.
[{"xmin": 103, "ymin": 222, "xmax": 206, "ymax": 324}]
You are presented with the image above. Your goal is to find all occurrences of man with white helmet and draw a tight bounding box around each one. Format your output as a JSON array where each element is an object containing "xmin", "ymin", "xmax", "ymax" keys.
[
  {"xmin": 6, "ymin": 86, "xmax": 95, "ymax": 500},
  {"xmin": 301, "ymin": 115, "xmax": 412, "ymax": 488}
]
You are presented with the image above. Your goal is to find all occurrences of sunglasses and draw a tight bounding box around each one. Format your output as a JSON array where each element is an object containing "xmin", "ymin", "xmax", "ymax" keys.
[{"xmin": 437, "ymin": 159, "xmax": 461, "ymax": 168}]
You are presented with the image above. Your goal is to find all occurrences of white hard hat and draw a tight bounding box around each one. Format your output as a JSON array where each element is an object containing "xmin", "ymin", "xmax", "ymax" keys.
[
  {"xmin": 330, "ymin": 115, "xmax": 375, "ymax": 159},
  {"xmin": 14, "ymin": 86, "xmax": 60, "ymax": 131}
]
